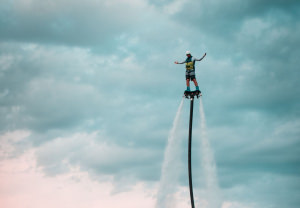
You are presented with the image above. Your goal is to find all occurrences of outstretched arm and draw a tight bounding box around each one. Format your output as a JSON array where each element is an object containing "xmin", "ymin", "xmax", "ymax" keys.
[
  {"xmin": 195, "ymin": 53, "xmax": 206, "ymax": 61},
  {"xmin": 174, "ymin": 60, "xmax": 186, "ymax": 64}
]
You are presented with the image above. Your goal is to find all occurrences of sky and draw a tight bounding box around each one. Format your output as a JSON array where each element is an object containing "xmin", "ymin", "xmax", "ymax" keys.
[{"xmin": 0, "ymin": 0, "xmax": 300, "ymax": 207}]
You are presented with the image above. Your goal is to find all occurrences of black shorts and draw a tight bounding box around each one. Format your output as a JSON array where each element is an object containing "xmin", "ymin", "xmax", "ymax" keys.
[{"xmin": 186, "ymin": 70, "xmax": 196, "ymax": 80}]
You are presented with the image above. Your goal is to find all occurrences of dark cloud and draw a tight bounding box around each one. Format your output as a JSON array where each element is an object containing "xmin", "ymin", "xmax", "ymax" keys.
[
  {"xmin": 0, "ymin": 0, "xmax": 145, "ymax": 50},
  {"xmin": 175, "ymin": 1, "xmax": 300, "ymax": 128},
  {"xmin": 171, "ymin": 0, "xmax": 300, "ymax": 37},
  {"xmin": 0, "ymin": 41, "xmax": 177, "ymax": 160},
  {"xmin": 34, "ymin": 131, "xmax": 163, "ymax": 183},
  {"xmin": 0, "ymin": 43, "xmax": 103, "ymax": 133}
]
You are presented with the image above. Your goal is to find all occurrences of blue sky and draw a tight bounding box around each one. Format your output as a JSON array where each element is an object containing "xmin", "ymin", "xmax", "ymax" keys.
[{"xmin": 0, "ymin": 0, "xmax": 300, "ymax": 208}]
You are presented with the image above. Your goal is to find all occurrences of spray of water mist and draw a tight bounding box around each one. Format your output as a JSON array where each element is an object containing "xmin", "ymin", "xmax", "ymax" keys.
[
  {"xmin": 156, "ymin": 99, "xmax": 184, "ymax": 208},
  {"xmin": 199, "ymin": 98, "xmax": 222, "ymax": 208}
]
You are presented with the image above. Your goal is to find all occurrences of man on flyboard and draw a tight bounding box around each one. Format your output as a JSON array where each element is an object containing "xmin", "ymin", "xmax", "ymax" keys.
[{"xmin": 175, "ymin": 51, "xmax": 206, "ymax": 95}]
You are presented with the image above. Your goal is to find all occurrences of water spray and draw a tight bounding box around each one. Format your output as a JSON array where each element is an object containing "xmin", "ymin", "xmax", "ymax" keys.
[
  {"xmin": 156, "ymin": 99, "xmax": 184, "ymax": 208},
  {"xmin": 199, "ymin": 98, "xmax": 221, "ymax": 208}
]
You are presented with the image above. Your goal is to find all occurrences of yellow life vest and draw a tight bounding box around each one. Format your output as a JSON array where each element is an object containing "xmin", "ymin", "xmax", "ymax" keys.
[{"xmin": 185, "ymin": 61, "xmax": 194, "ymax": 70}]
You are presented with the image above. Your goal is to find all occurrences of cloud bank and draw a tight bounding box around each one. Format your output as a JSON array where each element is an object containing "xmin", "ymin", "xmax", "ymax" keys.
[{"xmin": 1, "ymin": 0, "xmax": 300, "ymax": 207}]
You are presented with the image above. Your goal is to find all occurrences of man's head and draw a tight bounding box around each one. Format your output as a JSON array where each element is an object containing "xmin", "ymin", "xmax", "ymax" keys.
[{"xmin": 186, "ymin": 51, "xmax": 191, "ymax": 57}]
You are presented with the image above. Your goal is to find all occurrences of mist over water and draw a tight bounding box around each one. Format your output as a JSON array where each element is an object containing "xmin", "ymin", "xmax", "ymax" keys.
[
  {"xmin": 156, "ymin": 99, "xmax": 184, "ymax": 208},
  {"xmin": 198, "ymin": 98, "xmax": 222, "ymax": 208}
]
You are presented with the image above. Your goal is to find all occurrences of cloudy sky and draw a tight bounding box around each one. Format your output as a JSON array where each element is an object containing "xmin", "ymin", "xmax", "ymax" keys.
[{"xmin": 1, "ymin": 0, "xmax": 300, "ymax": 207}]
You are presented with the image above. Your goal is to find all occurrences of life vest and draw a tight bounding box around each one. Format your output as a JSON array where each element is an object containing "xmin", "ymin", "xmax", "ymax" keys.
[{"xmin": 185, "ymin": 56, "xmax": 194, "ymax": 70}]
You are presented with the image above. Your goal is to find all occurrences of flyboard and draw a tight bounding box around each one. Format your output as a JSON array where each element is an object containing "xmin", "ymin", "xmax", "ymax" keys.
[{"xmin": 184, "ymin": 90, "xmax": 202, "ymax": 99}]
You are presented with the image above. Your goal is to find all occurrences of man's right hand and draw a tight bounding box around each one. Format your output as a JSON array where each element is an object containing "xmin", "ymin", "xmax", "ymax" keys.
[{"xmin": 174, "ymin": 61, "xmax": 178, "ymax": 64}]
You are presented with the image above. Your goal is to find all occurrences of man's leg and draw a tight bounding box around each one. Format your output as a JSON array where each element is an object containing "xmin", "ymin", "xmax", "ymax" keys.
[
  {"xmin": 186, "ymin": 79, "xmax": 190, "ymax": 87},
  {"xmin": 186, "ymin": 79, "xmax": 190, "ymax": 91},
  {"xmin": 192, "ymin": 78, "xmax": 198, "ymax": 87},
  {"xmin": 192, "ymin": 78, "xmax": 200, "ymax": 91}
]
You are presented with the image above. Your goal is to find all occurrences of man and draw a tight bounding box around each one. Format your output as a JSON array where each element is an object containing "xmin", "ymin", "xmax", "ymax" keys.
[{"xmin": 175, "ymin": 51, "xmax": 206, "ymax": 91}]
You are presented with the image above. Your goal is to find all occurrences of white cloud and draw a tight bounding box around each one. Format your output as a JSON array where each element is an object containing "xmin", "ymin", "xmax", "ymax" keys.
[
  {"xmin": 238, "ymin": 18, "xmax": 271, "ymax": 39},
  {"xmin": 0, "ymin": 149, "xmax": 156, "ymax": 208},
  {"xmin": 0, "ymin": 130, "xmax": 31, "ymax": 158},
  {"xmin": 34, "ymin": 131, "xmax": 159, "ymax": 183},
  {"xmin": 221, "ymin": 201, "xmax": 254, "ymax": 208},
  {"xmin": 0, "ymin": 54, "xmax": 16, "ymax": 73},
  {"xmin": 163, "ymin": 0, "xmax": 189, "ymax": 15}
]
